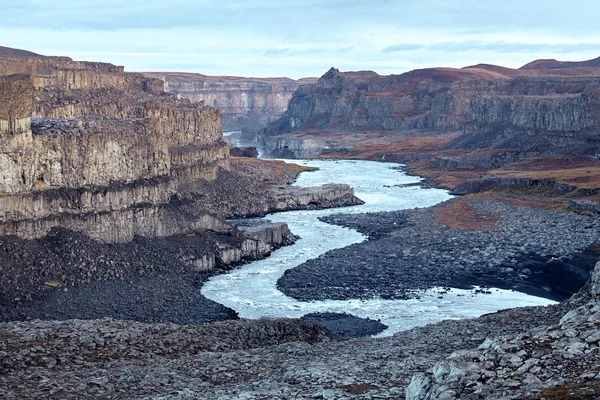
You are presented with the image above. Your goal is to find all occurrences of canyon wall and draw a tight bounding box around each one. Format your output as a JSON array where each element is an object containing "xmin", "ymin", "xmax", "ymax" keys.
[
  {"xmin": 0, "ymin": 56, "xmax": 230, "ymax": 243},
  {"xmin": 264, "ymin": 61, "xmax": 600, "ymax": 158},
  {"xmin": 143, "ymin": 72, "xmax": 316, "ymax": 131},
  {"xmin": 263, "ymin": 68, "xmax": 492, "ymax": 138},
  {"xmin": 446, "ymin": 77, "xmax": 600, "ymax": 154}
]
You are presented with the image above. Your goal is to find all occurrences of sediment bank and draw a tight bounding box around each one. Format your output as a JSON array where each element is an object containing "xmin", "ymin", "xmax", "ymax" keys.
[{"xmin": 278, "ymin": 198, "xmax": 600, "ymax": 302}]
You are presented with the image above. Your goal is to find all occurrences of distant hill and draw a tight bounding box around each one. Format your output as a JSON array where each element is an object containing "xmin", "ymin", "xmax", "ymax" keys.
[
  {"xmin": 520, "ymin": 56, "xmax": 600, "ymax": 70},
  {"xmin": 0, "ymin": 45, "xmax": 45, "ymax": 58}
]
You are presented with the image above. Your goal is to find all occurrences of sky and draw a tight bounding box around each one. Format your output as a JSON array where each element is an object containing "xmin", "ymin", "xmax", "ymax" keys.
[{"xmin": 1, "ymin": 0, "xmax": 600, "ymax": 79}]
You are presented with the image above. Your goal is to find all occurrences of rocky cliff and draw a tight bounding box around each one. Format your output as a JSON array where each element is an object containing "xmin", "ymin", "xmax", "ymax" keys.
[
  {"xmin": 0, "ymin": 49, "xmax": 364, "ymax": 323},
  {"xmin": 406, "ymin": 260, "xmax": 600, "ymax": 399},
  {"xmin": 0, "ymin": 55, "xmax": 230, "ymax": 243},
  {"xmin": 445, "ymin": 76, "xmax": 600, "ymax": 155},
  {"xmin": 143, "ymin": 72, "xmax": 316, "ymax": 131},
  {"xmin": 264, "ymin": 58, "xmax": 600, "ymax": 159},
  {"xmin": 0, "ymin": 52, "xmax": 359, "ymax": 243}
]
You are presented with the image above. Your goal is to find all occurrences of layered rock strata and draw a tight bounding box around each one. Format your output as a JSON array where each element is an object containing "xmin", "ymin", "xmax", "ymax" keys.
[
  {"xmin": 0, "ymin": 57, "xmax": 228, "ymax": 243},
  {"xmin": 263, "ymin": 60, "xmax": 600, "ymax": 159},
  {"xmin": 143, "ymin": 72, "xmax": 317, "ymax": 131}
]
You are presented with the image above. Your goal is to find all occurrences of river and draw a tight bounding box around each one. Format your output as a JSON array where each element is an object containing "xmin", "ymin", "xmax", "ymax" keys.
[{"xmin": 202, "ymin": 159, "xmax": 556, "ymax": 336}]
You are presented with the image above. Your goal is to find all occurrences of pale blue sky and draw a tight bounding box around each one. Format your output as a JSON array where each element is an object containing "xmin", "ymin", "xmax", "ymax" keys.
[{"xmin": 1, "ymin": 0, "xmax": 599, "ymax": 78}]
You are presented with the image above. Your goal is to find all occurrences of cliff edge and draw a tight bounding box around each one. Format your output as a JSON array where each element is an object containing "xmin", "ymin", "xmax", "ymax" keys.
[
  {"xmin": 263, "ymin": 58, "xmax": 600, "ymax": 159},
  {"xmin": 0, "ymin": 55, "xmax": 229, "ymax": 243},
  {"xmin": 143, "ymin": 72, "xmax": 317, "ymax": 132}
]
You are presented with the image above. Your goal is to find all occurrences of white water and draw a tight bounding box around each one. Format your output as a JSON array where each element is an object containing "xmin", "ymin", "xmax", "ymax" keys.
[{"xmin": 202, "ymin": 159, "xmax": 556, "ymax": 336}]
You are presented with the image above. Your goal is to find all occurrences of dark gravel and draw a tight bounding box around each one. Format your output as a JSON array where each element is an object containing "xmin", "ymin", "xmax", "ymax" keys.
[
  {"xmin": 0, "ymin": 227, "xmax": 243, "ymax": 323},
  {"xmin": 11, "ymin": 273, "xmax": 237, "ymax": 324},
  {"xmin": 278, "ymin": 199, "xmax": 600, "ymax": 302},
  {"xmin": 300, "ymin": 312, "xmax": 388, "ymax": 338}
]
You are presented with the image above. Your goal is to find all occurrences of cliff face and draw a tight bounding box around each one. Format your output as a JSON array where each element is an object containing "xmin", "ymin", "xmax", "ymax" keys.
[
  {"xmin": 264, "ymin": 59, "xmax": 600, "ymax": 158},
  {"xmin": 264, "ymin": 67, "xmax": 497, "ymax": 139},
  {"xmin": 143, "ymin": 72, "xmax": 316, "ymax": 131},
  {"xmin": 0, "ymin": 56, "xmax": 229, "ymax": 243},
  {"xmin": 446, "ymin": 77, "xmax": 600, "ymax": 154}
]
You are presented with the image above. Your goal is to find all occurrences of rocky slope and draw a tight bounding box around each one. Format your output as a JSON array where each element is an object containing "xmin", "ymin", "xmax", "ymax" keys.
[
  {"xmin": 407, "ymin": 261, "xmax": 600, "ymax": 400},
  {"xmin": 5, "ymin": 261, "xmax": 600, "ymax": 399},
  {"xmin": 263, "ymin": 58, "xmax": 600, "ymax": 159},
  {"xmin": 0, "ymin": 48, "xmax": 361, "ymax": 323},
  {"xmin": 143, "ymin": 72, "xmax": 316, "ymax": 131}
]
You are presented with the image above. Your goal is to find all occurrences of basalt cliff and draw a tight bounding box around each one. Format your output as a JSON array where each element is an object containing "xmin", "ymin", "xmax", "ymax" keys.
[
  {"xmin": 143, "ymin": 72, "xmax": 316, "ymax": 132},
  {"xmin": 0, "ymin": 56, "xmax": 229, "ymax": 243},
  {"xmin": 263, "ymin": 58, "xmax": 600, "ymax": 159},
  {"xmin": 0, "ymin": 48, "xmax": 360, "ymax": 322}
]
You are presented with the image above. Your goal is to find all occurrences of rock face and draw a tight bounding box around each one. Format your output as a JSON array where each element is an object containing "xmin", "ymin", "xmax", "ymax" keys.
[
  {"xmin": 229, "ymin": 146, "xmax": 259, "ymax": 158},
  {"xmin": 263, "ymin": 67, "xmax": 506, "ymax": 154},
  {"xmin": 263, "ymin": 59, "xmax": 600, "ymax": 158},
  {"xmin": 143, "ymin": 72, "xmax": 317, "ymax": 131},
  {"xmin": 0, "ymin": 55, "xmax": 229, "ymax": 243},
  {"xmin": 406, "ymin": 261, "xmax": 600, "ymax": 400},
  {"xmin": 447, "ymin": 77, "xmax": 600, "ymax": 155}
]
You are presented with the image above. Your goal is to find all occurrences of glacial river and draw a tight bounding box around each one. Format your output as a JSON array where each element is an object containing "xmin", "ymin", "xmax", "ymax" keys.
[{"xmin": 202, "ymin": 159, "xmax": 556, "ymax": 336}]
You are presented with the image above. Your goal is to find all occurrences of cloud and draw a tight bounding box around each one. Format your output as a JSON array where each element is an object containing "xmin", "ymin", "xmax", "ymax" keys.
[
  {"xmin": 264, "ymin": 48, "xmax": 290, "ymax": 57},
  {"xmin": 382, "ymin": 44, "xmax": 426, "ymax": 53},
  {"xmin": 1, "ymin": 0, "xmax": 600, "ymax": 78},
  {"xmin": 425, "ymin": 41, "xmax": 600, "ymax": 54}
]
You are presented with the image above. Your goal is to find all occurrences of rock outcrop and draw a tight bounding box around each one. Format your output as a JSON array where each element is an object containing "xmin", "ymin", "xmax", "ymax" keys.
[
  {"xmin": 143, "ymin": 72, "xmax": 317, "ymax": 131},
  {"xmin": 263, "ymin": 59, "xmax": 600, "ymax": 159},
  {"xmin": 446, "ymin": 77, "xmax": 600, "ymax": 155},
  {"xmin": 229, "ymin": 146, "xmax": 259, "ymax": 158},
  {"xmin": 0, "ymin": 56, "xmax": 229, "ymax": 243},
  {"xmin": 406, "ymin": 261, "xmax": 600, "ymax": 400}
]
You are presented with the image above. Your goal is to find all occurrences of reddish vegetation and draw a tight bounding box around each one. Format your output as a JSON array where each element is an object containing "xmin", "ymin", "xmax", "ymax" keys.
[
  {"xmin": 434, "ymin": 195, "xmax": 500, "ymax": 230},
  {"xmin": 534, "ymin": 381, "xmax": 600, "ymax": 400},
  {"xmin": 521, "ymin": 55, "xmax": 600, "ymax": 70},
  {"xmin": 305, "ymin": 131, "xmax": 600, "ymax": 210},
  {"xmin": 408, "ymin": 158, "xmax": 484, "ymax": 189},
  {"xmin": 230, "ymin": 157, "xmax": 315, "ymax": 184},
  {"xmin": 309, "ymin": 133, "xmax": 456, "ymax": 161},
  {"xmin": 489, "ymin": 156, "xmax": 600, "ymax": 190}
]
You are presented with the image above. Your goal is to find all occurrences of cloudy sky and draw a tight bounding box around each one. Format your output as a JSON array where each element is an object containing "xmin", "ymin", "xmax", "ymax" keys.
[{"xmin": 1, "ymin": 0, "xmax": 600, "ymax": 78}]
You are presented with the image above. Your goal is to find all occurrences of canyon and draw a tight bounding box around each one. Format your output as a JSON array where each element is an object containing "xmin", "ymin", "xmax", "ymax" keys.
[
  {"xmin": 143, "ymin": 72, "xmax": 317, "ymax": 132},
  {"xmin": 0, "ymin": 47, "xmax": 360, "ymax": 322},
  {"xmin": 263, "ymin": 59, "xmax": 600, "ymax": 161},
  {"xmin": 2, "ymin": 44, "xmax": 600, "ymax": 400}
]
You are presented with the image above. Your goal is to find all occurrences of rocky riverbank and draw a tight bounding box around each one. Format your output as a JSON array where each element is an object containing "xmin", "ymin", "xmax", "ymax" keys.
[
  {"xmin": 407, "ymin": 262, "xmax": 600, "ymax": 400},
  {"xmin": 2, "ymin": 170, "xmax": 600, "ymax": 398},
  {"xmin": 278, "ymin": 197, "xmax": 600, "ymax": 302},
  {"xmin": 0, "ymin": 287, "xmax": 569, "ymax": 399},
  {"xmin": 0, "ymin": 152, "xmax": 364, "ymax": 325},
  {"xmin": 0, "ymin": 221, "xmax": 296, "ymax": 323},
  {"xmin": 3, "ymin": 259, "xmax": 599, "ymax": 399}
]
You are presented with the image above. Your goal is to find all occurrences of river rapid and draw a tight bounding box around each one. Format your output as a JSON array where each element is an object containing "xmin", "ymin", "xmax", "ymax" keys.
[{"xmin": 202, "ymin": 159, "xmax": 556, "ymax": 336}]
